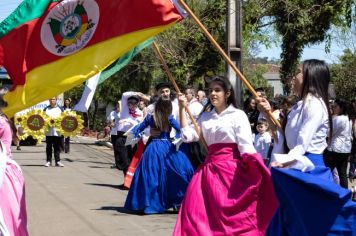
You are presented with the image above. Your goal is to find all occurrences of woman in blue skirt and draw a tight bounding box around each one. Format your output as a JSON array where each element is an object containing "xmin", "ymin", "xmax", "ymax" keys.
[
  {"xmin": 258, "ymin": 59, "xmax": 356, "ymax": 235},
  {"xmin": 124, "ymin": 97, "xmax": 194, "ymax": 214}
]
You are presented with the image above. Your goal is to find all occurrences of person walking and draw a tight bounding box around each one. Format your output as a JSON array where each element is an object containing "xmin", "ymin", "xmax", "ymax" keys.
[
  {"xmin": 62, "ymin": 98, "xmax": 72, "ymax": 153},
  {"xmin": 0, "ymin": 88, "xmax": 28, "ymax": 236},
  {"xmin": 258, "ymin": 59, "xmax": 356, "ymax": 235},
  {"xmin": 107, "ymin": 101, "xmax": 121, "ymax": 168},
  {"xmin": 174, "ymin": 76, "xmax": 278, "ymax": 235},
  {"xmin": 124, "ymin": 97, "xmax": 194, "ymax": 214},
  {"xmin": 44, "ymin": 97, "xmax": 64, "ymax": 167}
]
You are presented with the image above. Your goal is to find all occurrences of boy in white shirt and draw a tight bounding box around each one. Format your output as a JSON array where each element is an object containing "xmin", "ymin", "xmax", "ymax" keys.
[{"xmin": 254, "ymin": 118, "xmax": 272, "ymax": 163}]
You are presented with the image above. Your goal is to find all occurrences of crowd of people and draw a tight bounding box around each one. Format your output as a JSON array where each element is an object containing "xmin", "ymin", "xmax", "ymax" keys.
[{"xmin": 0, "ymin": 59, "xmax": 356, "ymax": 235}]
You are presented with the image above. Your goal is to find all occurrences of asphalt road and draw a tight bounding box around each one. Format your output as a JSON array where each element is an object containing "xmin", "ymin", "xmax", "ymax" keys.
[{"xmin": 13, "ymin": 137, "xmax": 177, "ymax": 236}]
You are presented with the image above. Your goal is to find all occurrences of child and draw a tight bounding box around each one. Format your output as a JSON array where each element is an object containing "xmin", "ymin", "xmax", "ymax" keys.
[
  {"xmin": 124, "ymin": 97, "xmax": 194, "ymax": 214},
  {"xmin": 254, "ymin": 118, "xmax": 272, "ymax": 164}
]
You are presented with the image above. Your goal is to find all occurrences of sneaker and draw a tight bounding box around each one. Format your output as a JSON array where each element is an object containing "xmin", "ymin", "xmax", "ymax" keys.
[
  {"xmin": 44, "ymin": 162, "xmax": 51, "ymax": 167},
  {"xmin": 16, "ymin": 146, "xmax": 21, "ymax": 150},
  {"xmin": 55, "ymin": 162, "xmax": 64, "ymax": 167}
]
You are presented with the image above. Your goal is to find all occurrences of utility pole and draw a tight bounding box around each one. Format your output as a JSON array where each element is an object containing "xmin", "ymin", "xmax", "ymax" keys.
[{"xmin": 226, "ymin": 0, "xmax": 243, "ymax": 106}]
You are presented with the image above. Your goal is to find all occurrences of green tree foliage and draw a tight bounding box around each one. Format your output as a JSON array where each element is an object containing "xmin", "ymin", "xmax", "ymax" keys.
[
  {"xmin": 243, "ymin": 0, "xmax": 354, "ymax": 92},
  {"xmin": 330, "ymin": 49, "xmax": 356, "ymax": 101}
]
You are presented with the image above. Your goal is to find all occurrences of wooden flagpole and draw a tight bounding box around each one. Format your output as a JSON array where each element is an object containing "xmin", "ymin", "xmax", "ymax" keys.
[
  {"xmin": 152, "ymin": 42, "xmax": 208, "ymax": 149},
  {"xmin": 177, "ymin": 0, "xmax": 282, "ymax": 129}
]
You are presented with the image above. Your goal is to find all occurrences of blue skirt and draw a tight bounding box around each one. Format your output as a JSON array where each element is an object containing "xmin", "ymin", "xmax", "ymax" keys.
[
  {"xmin": 267, "ymin": 153, "xmax": 356, "ymax": 236},
  {"xmin": 124, "ymin": 139, "xmax": 194, "ymax": 214}
]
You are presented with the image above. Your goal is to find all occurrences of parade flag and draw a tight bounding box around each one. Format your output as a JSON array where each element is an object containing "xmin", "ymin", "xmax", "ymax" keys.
[
  {"xmin": 0, "ymin": 0, "xmax": 185, "ymax": 117},
  {"xmin": 74, "ymin": 38, "xmax": 154, "ymax": 112}
]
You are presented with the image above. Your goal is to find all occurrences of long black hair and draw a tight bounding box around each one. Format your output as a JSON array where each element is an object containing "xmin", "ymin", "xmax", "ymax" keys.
[
  {"xmin": 200, "ymin": 76, "xmax": 238, "ymax": 115},
  {"xmin": 301, "ymin": 59, "xmax": 332, "ymax": 139},
  {"xmin": 333, "ymin": 98, "xmax": 349, "ymax": 116}
]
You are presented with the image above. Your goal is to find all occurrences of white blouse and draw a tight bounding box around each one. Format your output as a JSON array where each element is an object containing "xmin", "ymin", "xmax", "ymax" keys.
[
  {"xmin": 327, "ymin": 115, "xmax": 352, "ymax": 153},
  {"xmin": 181, "ymin": 105, "xmax": 256, "ymax": 154},
  {"xmin": 286, "ymin": 94, "xmax": 329, "ymax": 156}
]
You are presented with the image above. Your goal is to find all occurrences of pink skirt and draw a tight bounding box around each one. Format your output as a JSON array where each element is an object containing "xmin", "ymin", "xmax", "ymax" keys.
[
  {"xmin": 0, "ymin": 159, "xmax": 28, "ymax": 236},
  {"xmin": 173, "ymin": 143, "xmax": 278, "ymax": 236}
]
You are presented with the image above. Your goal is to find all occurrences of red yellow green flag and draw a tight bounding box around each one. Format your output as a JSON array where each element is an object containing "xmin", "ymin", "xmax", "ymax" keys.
[{"xmin": 0, "ymin": 0, "xmax": 184, "ymax": 117}]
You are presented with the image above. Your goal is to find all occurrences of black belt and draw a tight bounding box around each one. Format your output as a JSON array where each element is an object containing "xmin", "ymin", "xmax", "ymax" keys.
[{"xmin": 117, "ymin": 131, "xmax": 126, "ymax": 137}]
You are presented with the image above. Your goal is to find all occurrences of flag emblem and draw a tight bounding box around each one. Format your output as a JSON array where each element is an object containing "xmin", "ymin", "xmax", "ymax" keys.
[{"xmin": 40, "ymin": 0, "xmax": 99, "ymax": 56}]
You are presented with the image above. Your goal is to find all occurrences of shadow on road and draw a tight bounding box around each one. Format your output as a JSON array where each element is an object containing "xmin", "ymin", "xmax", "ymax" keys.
[
  {"xmin": 85, "ymin": 183, "xmax": 121, "ymax": 190},
  {"xmin": 94, "ymin": 206, "xmax": 145, "ymax": 215}
]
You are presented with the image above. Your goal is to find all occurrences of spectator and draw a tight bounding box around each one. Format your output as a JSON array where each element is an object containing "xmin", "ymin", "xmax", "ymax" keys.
[
  {"xmin": 44, "ymin": 97, "xmax": 64, "ymax": 167},
  {"xmin": 324, "ymin": 98, "xmax": 353, "ymax": 189},
  {"xmin": 108, "ymin": 101, "xmax": 121, "ymax": 169}
]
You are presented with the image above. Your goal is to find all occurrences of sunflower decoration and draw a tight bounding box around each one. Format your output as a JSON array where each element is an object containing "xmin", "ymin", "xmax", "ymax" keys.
[
  {"xmin": 19, "ymin": 110, "xmax": 50, "ymax": 142},
  {"xmin": 56, "ymin": 111, "xmax": 84, "ymax": 137},
  {"xmin": 14, "ymin": 114, "xmax": 28, "ymax": 140}
]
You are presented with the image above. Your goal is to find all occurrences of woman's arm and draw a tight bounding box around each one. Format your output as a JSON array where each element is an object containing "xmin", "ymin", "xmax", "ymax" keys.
[
  {"xmin": 130, "ymin": 114, "xmax": 151, "ymax": 138},
  {"xmin": 178, "ymin": 93, "xmax": 200, "ymax": 142}
]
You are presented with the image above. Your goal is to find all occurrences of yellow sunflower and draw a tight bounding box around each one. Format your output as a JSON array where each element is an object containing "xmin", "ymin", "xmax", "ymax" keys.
[
  {"xmin": 20, "ymin": 110, "xmax": 50, "ymax": 142},
  {"xmin": 56, "ymin": 111, "xmax": 84, "ymax": 137},
  {"xmin": 14, "ymin": 114, "xmax": 28, "ymax": 140}
]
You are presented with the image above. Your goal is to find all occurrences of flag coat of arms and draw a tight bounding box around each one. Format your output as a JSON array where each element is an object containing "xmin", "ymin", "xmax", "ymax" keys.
[{"xmin": 0, "ymin": 0, "xmax": 184, "ymax": 117}]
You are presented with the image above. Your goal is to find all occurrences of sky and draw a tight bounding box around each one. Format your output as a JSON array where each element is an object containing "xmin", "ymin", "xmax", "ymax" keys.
[{"xmin": 0, "ymin": 0, "xmax": 344, "ymax": 64}]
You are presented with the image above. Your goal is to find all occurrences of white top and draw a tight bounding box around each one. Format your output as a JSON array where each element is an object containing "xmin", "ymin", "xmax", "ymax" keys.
[
  {"xmin": 188, "ymin": 98, "xmax": 204, "ymax": 120},
  {"xmin": 45, "ymin": 106, "xmax": 62, "ymax": 136},
  {"xmin": 108, "ymin": 110, "xmax": 120, "ymax": 135},
  {"xmin": 181, "ymin": 105, "xmax": 256, "ymax": 154},
  {"xmin": 286, "ymin": 94, "xmax": 329, "ymax": 156},
  {"xmin": 254, "ymin": 132, "xmax": 272, "ymax": 159},
  {"xmin": 118, "ymin": 92, "xmax": 143, "ymax": 132},
  {"xmin": 327, "ymin": 115, "xmax": 353, "ymax": 153}
]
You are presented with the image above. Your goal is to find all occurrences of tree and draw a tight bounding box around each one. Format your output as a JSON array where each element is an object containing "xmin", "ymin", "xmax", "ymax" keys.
[
  {"xmin": 243, "ymin": 0, "xmax": 354, "ymax": 93},
  {"xmin": 330, "ymin": 49, "xmax": 356, "ymax": 101}
]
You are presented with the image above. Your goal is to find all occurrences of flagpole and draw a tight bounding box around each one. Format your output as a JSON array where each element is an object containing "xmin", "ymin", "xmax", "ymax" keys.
[
  {"xmin": 177, "ymin": 0, "xmax": 281, "ymax": 130},
  {"xmin": 152, "ymin": 42, "xmax": 208, "ymax": 149}
]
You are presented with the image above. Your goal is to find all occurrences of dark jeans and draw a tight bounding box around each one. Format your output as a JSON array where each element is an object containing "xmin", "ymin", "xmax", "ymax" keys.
[
  {"xmin": 115, "ymin": 135, "xmax": 137, "ymax": 176},
  {"xmin": 46, "ymin": 136, "xmax": 62, "ymax": 163},
  {"xmin": 64, "ymin": 137, "xmax": 70, "ymax": 153},
  {"xmin": 324, "ymin": 150, "xmax": 349, "ymax": 189},
  {"xmin": 111, "ymin": 134, "xmax": 119, "ymax": 166}
]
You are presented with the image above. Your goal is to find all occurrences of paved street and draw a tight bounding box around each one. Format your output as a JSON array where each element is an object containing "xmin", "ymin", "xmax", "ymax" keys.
[
  {"xmin": 13, "ymin": 137, "xmax": 177, "ymax": 236},
  {"xmin": 12, "ymin": 137, "xmax": 356, "ymax": 236}
]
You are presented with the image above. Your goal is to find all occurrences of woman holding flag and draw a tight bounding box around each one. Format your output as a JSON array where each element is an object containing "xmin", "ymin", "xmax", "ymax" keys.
[
  {"xmin": 258, "ymin": 59, "xmax": 356, "ymax": 235},
  {"xmin": 174, "ymin": 76, "xmax": 278, "ymax": 235},
  {"xmin": 0, "ymin": 89, "xmax": 28, "ymax": 236}
]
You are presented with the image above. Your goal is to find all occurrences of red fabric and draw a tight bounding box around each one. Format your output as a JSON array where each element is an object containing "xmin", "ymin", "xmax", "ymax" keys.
[
  {"xmin": 173, "ymin": 143, "xmax": 278, "ymax": 236},
  {"xmin": 124, "ymin": 140, "xmax": 145, "ymax": 188},
  {"xmin": 129, "ymin": 110, "xmax": 142, "ymax": 118},
  {"xmin": 0, "ymin": 0, "xmax": 182, "ymax": 88}
]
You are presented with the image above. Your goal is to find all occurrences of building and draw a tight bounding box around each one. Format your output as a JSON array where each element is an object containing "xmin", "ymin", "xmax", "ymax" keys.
[{"xmin": 262, "ymin": 64, "xmax": 283, "ymax": 96}]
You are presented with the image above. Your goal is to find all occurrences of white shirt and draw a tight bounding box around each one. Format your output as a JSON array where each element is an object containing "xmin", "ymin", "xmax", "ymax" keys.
[
  {"xmin": 327, "ymin": 115, "xmax": 352, "ymax": 153},
  {"xmin": 108, "ymin": 110, "xmax": 120, "ymax": 135},
  {"xmin": 181, "ymin": 105, "xmax": 256, "ymax": 154},
  {"xmin": 187, "ymin": 98, "xmax": 204, "ymax": 120},
  {"xmin": 117, "ymin": 92, "xmax": 143, "ymax": 132},
  {"xmin": 285, "ymin": 95, "xmax": 329, "ymax": 156},
  {"xmin": 45, "ymin": 106, "xmax": 62, "ymax": 136},
  {"xmin": 254, "ymin": 132, "xmax": 272, "ymax": 159}
]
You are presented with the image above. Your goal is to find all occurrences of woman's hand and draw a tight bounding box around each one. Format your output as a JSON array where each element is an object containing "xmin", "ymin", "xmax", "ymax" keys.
[
  {"xmin": 256, "ymin": 97, "xmax": 271, "ymax": 114},
  {"xmin": 270, "ymin": 159, "xmax": 297, "ymax": 168},
  {"xmin": 178, "ymin": 93, "xmax": 187, "ymax": 109}
]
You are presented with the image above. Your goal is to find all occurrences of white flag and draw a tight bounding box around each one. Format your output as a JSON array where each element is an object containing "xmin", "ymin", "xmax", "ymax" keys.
[{"xmin": 73, "ymin": 73, "xmax": 100, "ymax": 112}]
